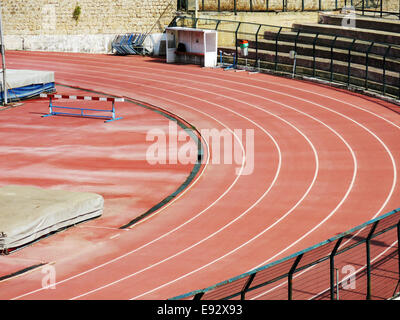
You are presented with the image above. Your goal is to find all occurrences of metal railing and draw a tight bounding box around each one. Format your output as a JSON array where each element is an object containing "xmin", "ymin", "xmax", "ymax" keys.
[
  {"xmin": 170, "ymin": 207, "xmax": 400, "ymax": 300},
  {"xmin": 351, "ymin": 0, "xmax": 400, "ymax": 19},
  {"xmin": 177, "ymin": 0, "xmax": 400, "ymax": 18},
  {"xmin": 170, "ymin": 16, "xmax": 400, "ymax": 100}
]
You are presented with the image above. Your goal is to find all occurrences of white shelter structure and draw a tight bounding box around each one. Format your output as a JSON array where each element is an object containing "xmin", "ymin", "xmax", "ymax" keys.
[{"xmin": 165, "ymin": 27, "xmax": 218, "ymax": 68}]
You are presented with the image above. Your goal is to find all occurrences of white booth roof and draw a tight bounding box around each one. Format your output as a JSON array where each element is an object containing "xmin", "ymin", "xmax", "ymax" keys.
[{"xmin": 165, "ymin": 27, "xmax": 217, "ymax": 33}]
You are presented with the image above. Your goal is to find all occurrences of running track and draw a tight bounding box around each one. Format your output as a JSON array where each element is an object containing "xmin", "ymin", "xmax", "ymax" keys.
[{"xmin": 1, "ymin": 51, "xmax": 400, "ymax": 300}]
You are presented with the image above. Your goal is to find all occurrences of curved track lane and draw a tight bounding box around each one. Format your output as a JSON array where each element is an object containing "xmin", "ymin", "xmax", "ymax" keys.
[{"xmin": 1, "ymin": 52, "xmax": 400, "ymax": 300}]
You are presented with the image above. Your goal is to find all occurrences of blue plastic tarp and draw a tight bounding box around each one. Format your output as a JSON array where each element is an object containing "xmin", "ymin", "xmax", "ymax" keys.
[{"xmin": 1, "ymin": 82, "xmax": 55, "ymax": 103}]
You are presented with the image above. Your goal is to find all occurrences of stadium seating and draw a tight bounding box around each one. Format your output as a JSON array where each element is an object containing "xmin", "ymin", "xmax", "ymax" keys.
[{"xmin": 217, "ymin": 13, "xmax": 400, "ymax": 98}]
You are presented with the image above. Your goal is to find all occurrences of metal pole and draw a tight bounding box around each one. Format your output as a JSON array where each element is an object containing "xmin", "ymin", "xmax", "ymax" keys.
[
  {"xmin": 0, "ymin": 2, "xmax": 7, "ymax": 106},
  {"xmin": 382, "ymin": 45, "xmax": 391, "ymax": 95},
  {"xmin": 195, "ymin": 0, "xmax": 198, "ymax": 28},
  {"xmin": 330, "ymin": 35, "xmax": 338, "ymax": 83},
  {"xmin": 288, "ymin": 254, "xmax": 303, "ymax": 300},
  {"xmin": 235, "ymin": 22, "xmax": 241, "ymax": 62},
  {"xmin": 394, "ymin": 220, "xmax": 400, "ymax": 296},
  {"xmin": 336, "ymin": 268, "xmax": 340, "ymax": 300},
  {"xmin": 365, "ymin": 42, "xmax": 374, "ymax": 90},
  {"xmin": 292, "ymin": 52, "xmax": 297, "ymax": 79},
  {"xmin": 330, "ymin": 237, "xmax": 343, "ymax": 300},
  {"xmin": 255, "ymin": 24, "xmax": 261, "ymax": 66},
  {"xmin": 347, "ymin": 39, "xmax": 356, "ymax": 87},
  {"xmin": 366, "ymin": 221, "xmax": 379, "ymax": 300},
  {"xmin": 241, "ymin": 273, "xmax": 256, "ymax": 300},
  {"xmin": 275, "ymin": 27, "xmax": 282, "ymax": 71}
]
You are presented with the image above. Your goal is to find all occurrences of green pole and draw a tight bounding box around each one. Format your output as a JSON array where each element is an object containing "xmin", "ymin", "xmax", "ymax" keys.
[
  {"xmin": 330, "ymin": 238, "xmax": 343, "ymax": 300},
  {"xmin": 288, "ymin": 254, "xmax": 303, "ymax": 300}
]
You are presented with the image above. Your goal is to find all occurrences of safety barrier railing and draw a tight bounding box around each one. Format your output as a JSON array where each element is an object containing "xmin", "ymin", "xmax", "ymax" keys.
[
  {"xmin": 350, "ymin": 0, "xmax": 400, "ymax": 19},
  {"xmin": 170, "ymin": 207, "xmax": 400, "ymax": 300},
  {"xmin": 178, "ymin": 0, "xmax": 400, "ymax": 18},
  {"xmin": 170, "ymin": 16, "xmax": 400, "ymax": 100},
  {"xmin": 178, "ymin": 0, "xmax": 346, "ymax": 12}
]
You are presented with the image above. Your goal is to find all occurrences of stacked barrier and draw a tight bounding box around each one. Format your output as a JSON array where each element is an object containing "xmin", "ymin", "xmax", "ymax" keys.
[{"xmin": 111, "ymin": 33, "xmax": 149, "ymax": 55}]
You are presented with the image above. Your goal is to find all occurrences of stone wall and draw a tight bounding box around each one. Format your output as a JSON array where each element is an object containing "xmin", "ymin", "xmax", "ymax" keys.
[
  {"xmin": 1, "ymin": 0, "xmax": 176, "ymax": 53},
  {"xmin": 2, "ymin": 0, "xmax": 177, "ymax": 36}
]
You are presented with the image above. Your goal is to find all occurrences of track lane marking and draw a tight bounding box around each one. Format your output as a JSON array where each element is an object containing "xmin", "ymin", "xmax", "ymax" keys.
[{"xmin": 8, "ymin": 53, "xmax": 396, "ymax": 300}]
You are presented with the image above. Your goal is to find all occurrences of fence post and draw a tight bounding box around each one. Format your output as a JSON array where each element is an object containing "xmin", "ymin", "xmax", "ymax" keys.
[
  {"xmin": 218, "ymin": 0, "xmax": 221, "ymax": 12},
  {"xmin": 398, "ymin": 69, "xmax": 400, "ymax": 100},
  {"xmin": 365, "ymin": 42, "xmax": 374, "ymax": 90},
  {"xmin": 234, "ymin": 0, "xmax": 237, "ymax": 15},
  {"xmin": 255, "ymin": 24, "xmax": 262, "ymax": 66},
  {"xmin": 382, "ymin": 45, "xmax": 391, "ymax": 95},
  {"xmin": 194, "ymin": 292, "xmax": 204, "ymax": 300},
  {"xmin": 395, "ymin": 220, "xmax": 400, "ymax": 296},
  {"xmin": 275, "ymin": 27, "xmax": 282, "ymax": 71},
  {"xmin": 330, "ymin": 35, "xmax": 338, "ymax": 83},
  {"xmin": 288, "ymin": 254, "xmax": 303, "ymax": 300},
  {"xmin": 215, "ymin": 19, "xmax": 221, "ymax": 31},
  {"xmin": 330, "ymin": 237, "xmax": 344, "ymax": 300},
  {"xmin": 250, "ymin": 0, "xmax": 253, "ymax": 12},
  {"xmin": 392, "ymin": 219, "xmax": 400, "ymax": 297},
  {"xmin": 312, "ymin": 33, "xmax": 319, "ymax": 77},
  {"xmin": 235, "ymin": 22, "xmax": 241, "ymax": 63},
  {"xmin": 347, "ymin": 38, "xmax": 356, "ymax": 87},
  {"xmin": 366, "ymin": 221, "xmax": 379, "ymax": 300},
  {"xmin": 241, "ymin": 273, "xmax": 256, "ymax": 300}
]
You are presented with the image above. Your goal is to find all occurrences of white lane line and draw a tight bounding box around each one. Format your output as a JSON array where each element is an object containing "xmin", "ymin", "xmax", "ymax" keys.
[
  {"xmin": 68, "ymin": 83, "xmax": 284, "ymax": 300},
  {"xmin": 46, "ymin": 73, "xmax": 352, "ymax": 301},
  {"xmin": 10, "ymin": 57, "xmax": 394, "ymax": 300},
  {"xmin": 10, "ymin": 82, "xmax": 252, "ymax": 300},
  {"xmin": 29, "ymin": 68, "xmax": 354, "ymax": 300}
]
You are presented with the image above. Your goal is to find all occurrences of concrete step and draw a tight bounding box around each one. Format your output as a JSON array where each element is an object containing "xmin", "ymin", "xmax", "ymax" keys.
[
  {"xmin": 219, "ymin": 46, "xmax": 399, "ymax": 92},
  {"xmin": 244, "ymin": 39, "xmax": 400, "ymax": 73},
  {"xmin": 319, "ymin": 13, "xmax": 400, "ymax": 34},
  {"xmin": 291, "ymin": 22, "xmax": 400, "ymax": 45}
]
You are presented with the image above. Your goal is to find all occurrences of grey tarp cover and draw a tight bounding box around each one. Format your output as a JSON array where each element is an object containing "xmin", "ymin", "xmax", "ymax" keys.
[
  {"xmin": 0, "ymin": 185, "xmax": 103, "ymax": 250},
  {"xmin": 0, "ymin": 69, "xmax": 54, "ymax": 88}
]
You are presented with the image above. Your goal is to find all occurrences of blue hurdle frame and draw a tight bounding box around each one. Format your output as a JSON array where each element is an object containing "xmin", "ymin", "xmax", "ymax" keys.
[
  {"xmin": 217, "ymin": 51, "xmax": 237, "ymax": 71},
  {"xmin": 41, "ymin": 96, "xmax": 123, "ymax": 123}
]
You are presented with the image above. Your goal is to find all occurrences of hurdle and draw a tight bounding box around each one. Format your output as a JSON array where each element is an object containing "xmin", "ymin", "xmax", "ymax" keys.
[
  {"xmin": 216, "ymin": 50, "xmax": 236, "ymax": 71},
  {"xmin": 40, "ymin": 93, "xmax": 124, "ymax": 123}
]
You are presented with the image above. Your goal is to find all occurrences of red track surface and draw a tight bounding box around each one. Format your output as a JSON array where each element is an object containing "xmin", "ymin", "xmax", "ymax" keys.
[{"xmin": 1, "ymin": 51, "xmax": 400, "ymax": 300}]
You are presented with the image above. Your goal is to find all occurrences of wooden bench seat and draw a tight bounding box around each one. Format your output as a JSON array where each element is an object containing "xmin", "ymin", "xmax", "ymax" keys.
[{"xmin": 175, "ymin": 50, "xmax": 205, "ymax": 57}]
